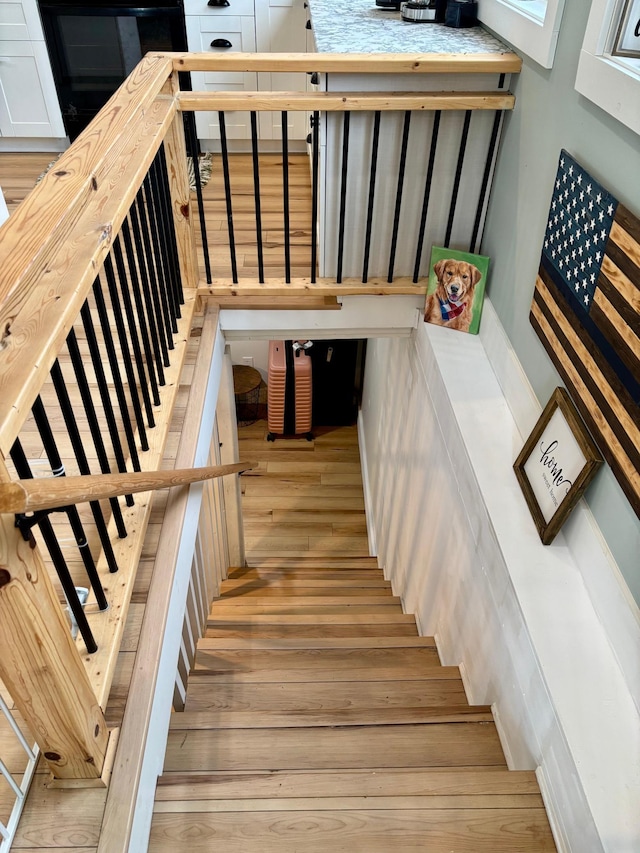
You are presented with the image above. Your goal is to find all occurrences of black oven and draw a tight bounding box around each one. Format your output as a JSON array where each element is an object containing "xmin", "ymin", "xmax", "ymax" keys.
[{"xmin": 38, "ymin": 0, "xmax": 188, "ymax": 140}]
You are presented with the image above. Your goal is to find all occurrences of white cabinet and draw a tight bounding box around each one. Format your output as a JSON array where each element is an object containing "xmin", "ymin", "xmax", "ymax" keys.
[
  {"xmin": 0, "ymin": 0, "xmax": 65, "ymax": 139},
  {"xmin": 186, "ymin": 13, "xmax": 257, "ymax": 140},
  {"xmin": 255, "ymin": 0, "xmax": 308, "ymax": 140},
  {"xmin": 186, "ymin": 0, "xmax": 309, "ymax": 144}
]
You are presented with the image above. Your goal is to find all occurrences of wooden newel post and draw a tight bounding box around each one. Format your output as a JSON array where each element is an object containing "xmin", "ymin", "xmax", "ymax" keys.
[{"xmin": 0, "ymin": 513, "xmax": 110, "ymax": 783}]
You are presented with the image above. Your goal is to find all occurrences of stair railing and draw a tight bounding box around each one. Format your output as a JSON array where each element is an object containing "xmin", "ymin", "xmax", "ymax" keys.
[{"xmin": 0, "ymin": 49, "xmax": 519, "ymax": 849}]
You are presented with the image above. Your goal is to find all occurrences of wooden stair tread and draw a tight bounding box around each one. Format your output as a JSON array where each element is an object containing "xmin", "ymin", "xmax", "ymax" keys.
[
  {"xmin": 208, "ymin": 603, "xmax": 404, "ymax": 615},
  {"xmin": 184, "ymin": 679, "xmax": 470, "ymax": 712},
  {"xmin": 148, "ymin": 809, "xmax": 556, "ymax": 852},
  {"xmin": 205, "ymin": 621, "xmax": 419, "ymax": 638},
  {"xmin": 218, "ymin": 579, "xmax": 393, "ymax": 593},
  {"xmin": 227, "ymin": 568, "xmax": 387, "ymax": 581},
  {"xmin": 155, "ymin": 767, "xmax": 543, "ymax": 799},
  {"xmin": 163, "ymin": 722, "xmax": 507, "ymax": 772},
  {"xmin": 206, "ymin": 612, "xmax": 416, "ymax": 625},
  {"xmin": 197, "ymin": 636, "xmax": 437, "ymax": 650},
  {"xmin": 242, "ymin": 557, "xmax": 380, "ymax": 568},
  {"xmin": 169, "ymin": 706, "xmax": 494, "ymax": 729},
  {"xmin": 191, "ymin": 646, "xmax": 455, "ymax": 681}
]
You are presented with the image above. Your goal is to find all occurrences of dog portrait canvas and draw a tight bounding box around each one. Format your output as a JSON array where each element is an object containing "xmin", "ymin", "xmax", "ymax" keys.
[{"xmin": 424, "ymin": 246, "xmax": 489, "ymax": 335}]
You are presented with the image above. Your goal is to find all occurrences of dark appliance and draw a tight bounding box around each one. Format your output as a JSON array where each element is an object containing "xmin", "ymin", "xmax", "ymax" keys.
[
  {"xmin": 444, "ymin": 0, "xmax": 478, "ymax": 27},
  {"xmin": 309, "ymin": 339, "xmax": 366, "ymax": 427},
  {"xmin": 38, "ymin": 0, "xmax": 189, "ymax": 140}
]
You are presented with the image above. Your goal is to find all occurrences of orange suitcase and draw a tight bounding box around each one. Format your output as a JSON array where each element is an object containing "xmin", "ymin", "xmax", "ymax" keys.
[{"xmin": 267, "ymin": 340, "xmax": 313, "ymax": 441}]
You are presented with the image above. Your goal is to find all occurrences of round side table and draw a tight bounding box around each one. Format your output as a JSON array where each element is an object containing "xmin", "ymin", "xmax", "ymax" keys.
[{"xmin": 232, "ymin": 364, "xmax": 262, "ymax": 426}]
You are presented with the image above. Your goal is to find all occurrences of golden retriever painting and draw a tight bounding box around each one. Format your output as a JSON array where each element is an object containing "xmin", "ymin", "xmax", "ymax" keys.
[{"xmin": 424, "ymin": 251, "xmax": 489, "ymax": 334}]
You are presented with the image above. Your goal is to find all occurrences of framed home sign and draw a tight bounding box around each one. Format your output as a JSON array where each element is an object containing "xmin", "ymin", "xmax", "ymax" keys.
[
  {"xmin": 514, "ymin": 387, "xmax": 603, "ymax": 545},
  {"xmin": 612, "ymin": 0, "xmax": 640, "ymax": 58}
]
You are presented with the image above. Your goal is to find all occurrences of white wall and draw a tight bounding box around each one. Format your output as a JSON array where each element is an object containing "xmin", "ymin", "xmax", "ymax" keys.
[
  {"xmin": 480, "ymin": 0, "xmax": 640, "ymax": 604},
  {"xmin": 228, "ymin": 340, "xmax": 270, "ymax": 381},
  {"xmin": 0, "ymin": 187, "xmax": 9, "ymax": 225},
  {"xmin": 360, "ymin": 310, "xmax": 640, "ymax": 853}
]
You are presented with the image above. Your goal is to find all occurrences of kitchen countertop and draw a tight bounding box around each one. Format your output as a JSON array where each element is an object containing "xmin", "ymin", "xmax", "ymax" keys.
[{"xmin": 308, "ymin": 0, "xmax": 511, "ymax": 54}]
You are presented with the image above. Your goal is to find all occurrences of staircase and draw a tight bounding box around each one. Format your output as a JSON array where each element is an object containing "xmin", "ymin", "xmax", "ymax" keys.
[
  {"xmin": 147, "ymin": 425, "xmax": 556, "ymax": 852},
  {"xmin": 149, "ymin": 558, "xmax": 555, "ymax": 851}
]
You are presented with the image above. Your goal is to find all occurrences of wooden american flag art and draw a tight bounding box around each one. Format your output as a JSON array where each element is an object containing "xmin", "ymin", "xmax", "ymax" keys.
[{"xmin": 531, "ymin": 150, "xmax": 640, "ymax": 518}]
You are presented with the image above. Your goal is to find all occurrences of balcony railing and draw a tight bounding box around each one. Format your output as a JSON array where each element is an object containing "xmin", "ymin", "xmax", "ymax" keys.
[{"xmin": 0, "ymin": 50, "xmax": 519, "ymax": 851}]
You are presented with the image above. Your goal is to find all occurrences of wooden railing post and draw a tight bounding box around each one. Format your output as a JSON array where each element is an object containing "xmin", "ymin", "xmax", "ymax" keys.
[
  {"xmin": 163, "ymin": 87, "xmax": 199, "ymax": 291},
  {"xmin": 0, "ymin": 513, "xmax": 111, "ymax": 784},
  {"xmin": 217, "ymin": 347, "xmax": 246, "ymax": 568}
]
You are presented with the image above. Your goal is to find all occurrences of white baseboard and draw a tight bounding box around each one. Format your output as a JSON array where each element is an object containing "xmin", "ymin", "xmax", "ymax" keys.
[
  {"xmin": 357, "ymin": 409, "xmax": 377, "ymax": 558},
  {"xmin": 536, "ymin": 765, "xmax": 571, "ymax": 853}
]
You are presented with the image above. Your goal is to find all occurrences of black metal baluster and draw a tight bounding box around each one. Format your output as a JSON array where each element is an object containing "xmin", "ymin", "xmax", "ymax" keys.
[
  {"xmin": 32, "ymin": 396, "xmax": 109, "ymax": 608},
  {"xmin": 413, "ymin": 110, "xmax": 441, "ymax": 283},
  {"xmin": 311, "ymin": 110, "xmax": 320, "ymax": 284},
  {"xmin": 66, "ymin": 326, "xmax": 127, "ymax": 542},
  {"xmin": 250, "ymin": 112, "xmax": 265, "ymax": 283},
  {"xmin": 362, "ymin": 110, "xmax": 381, "ymax": 284},
  {"xmin": 157, "ymin": 146, "xmax": 184, "ymax": 310},
  {"xmin": 148, "ymin": 159, "xmax": 179, "ymax": 331},
  {"xmin": 281, "ymin": 111, "xmax": 291, "ymax": 284},
  {"xmin": 112, "ymin": 237, "xmax": 155, "ymax": 430},
  {"xmin": 10, "ymin": 439, "xmax": 98, "ymax": 653},
  {"xmin": 103, "ymin": 255, "xmax": 149, "ymax": 454},
  {"xmin": 469, "ymin": 110, "xmax": 503, "ymax": 253},
  {"xmin": 80, "ymin": 296, "xmax": 137, "ymax": 503},
  {"xmin": 121, "ymin": 218, "xmax": 161, "ymax": 404},
  {"xmin": 219, "ymin": 111, "xmax": 239, "ymax": 284},
  {"xmin": 136, "ymin": 188, "xmax": 173, "ymax": 364},
  {"xmin": 143, "ymin": 173, "xmax": 177, "ymax": 340},
  {"xmin": 444, "ymin": 110, "xmax": 472, "ymax": 248},
  {"xmin": 336, "ymin": 111, "xmax": 351, "ymax": 284},
  {"xmin": 129, "ymin": 200, "xmax": 166, "ymax": 383},
  {"xmin": 185, "ymin": 111, "xmax": 212, "ymax": 284},
  {"xmin": 32, "ymin": 394, "xmax": 109, "ymax": 609},
  {"xmin": 387, "ymin": 111, "xmax": 411, "ymax": 283}
]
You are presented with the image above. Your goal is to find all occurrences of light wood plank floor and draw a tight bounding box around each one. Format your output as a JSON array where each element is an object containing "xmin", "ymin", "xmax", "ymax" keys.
[{"xmin": 0, "ymin": 151, "xmax": 314, "ymax": 282}]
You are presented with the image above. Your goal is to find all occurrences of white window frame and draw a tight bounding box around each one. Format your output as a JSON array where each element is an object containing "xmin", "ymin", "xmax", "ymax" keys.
[
  {"xmin": 575, "ymin": 0, "xmax": 640, "ymax": 137},
  {"xmin": 477, "ymin": 0, "xmax": 566, "ymax": 68}
]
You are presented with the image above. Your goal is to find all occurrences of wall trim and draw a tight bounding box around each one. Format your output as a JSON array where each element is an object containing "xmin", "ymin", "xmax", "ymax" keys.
[
  {"xmin": 536, "ymin": 765, "xmax": 570, "ymax": 853},
  {"xmin": 357, "ymin": 409, "xmax": 377, "ymax": 558},
  {"xmin": 359, "ymin": 320, "xmax": 639, "ymax": 851},
  {"xmin": 479, "ymin": 299, "xmax": 640, "ymax": 715}
]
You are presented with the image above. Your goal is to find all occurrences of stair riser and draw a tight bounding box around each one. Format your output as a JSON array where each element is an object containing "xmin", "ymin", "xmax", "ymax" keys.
[{"xmin": 205, "ymin": 623, "xmax": 419, "ymax": 638}]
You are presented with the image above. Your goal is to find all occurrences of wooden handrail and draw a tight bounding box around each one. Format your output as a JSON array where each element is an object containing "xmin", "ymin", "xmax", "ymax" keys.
[
  {"xmin": 179, "ymin": 90, "xmax": 516, "ymax": 113},
  {"xmin": 0, "ymin": 462, "xmax": 256, "ymax": 514},
  {"xmin": 169, "ymin": 51, "xmax": 523, "ymax": 74}
]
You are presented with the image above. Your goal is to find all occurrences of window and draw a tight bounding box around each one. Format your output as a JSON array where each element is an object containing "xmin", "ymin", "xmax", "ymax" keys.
[
  {"xmin": 477, "ymin": 0, "xmax": 566, "ymax": 68},
  {"xmin": 575, "ymin": 0, "xmax": 640, "ymax": 136}
]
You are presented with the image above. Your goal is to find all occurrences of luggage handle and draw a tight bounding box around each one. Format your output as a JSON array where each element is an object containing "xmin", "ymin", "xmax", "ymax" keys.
[{"xmin": 292, "ymin": 340, "xmax": 313, "ymax": 356}]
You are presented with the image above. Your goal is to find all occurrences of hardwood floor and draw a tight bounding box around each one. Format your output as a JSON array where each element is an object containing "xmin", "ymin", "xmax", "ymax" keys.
[
  {"xmin": 0, "ymin": 150, "xmax": 313, "ymax": 282},
  {"xmin": 197, "ymin": 153, "xmax": 314, "ymax": 281},
  {"xmin": 147, "ymin": 422, "xmax": 557, "ymax": 852}
]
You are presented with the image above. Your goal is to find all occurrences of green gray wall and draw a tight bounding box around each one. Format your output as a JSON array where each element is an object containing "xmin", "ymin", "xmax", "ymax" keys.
[{"xmin": 481, "ymin": 0, "xmax": 640, "ymax": 603}]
